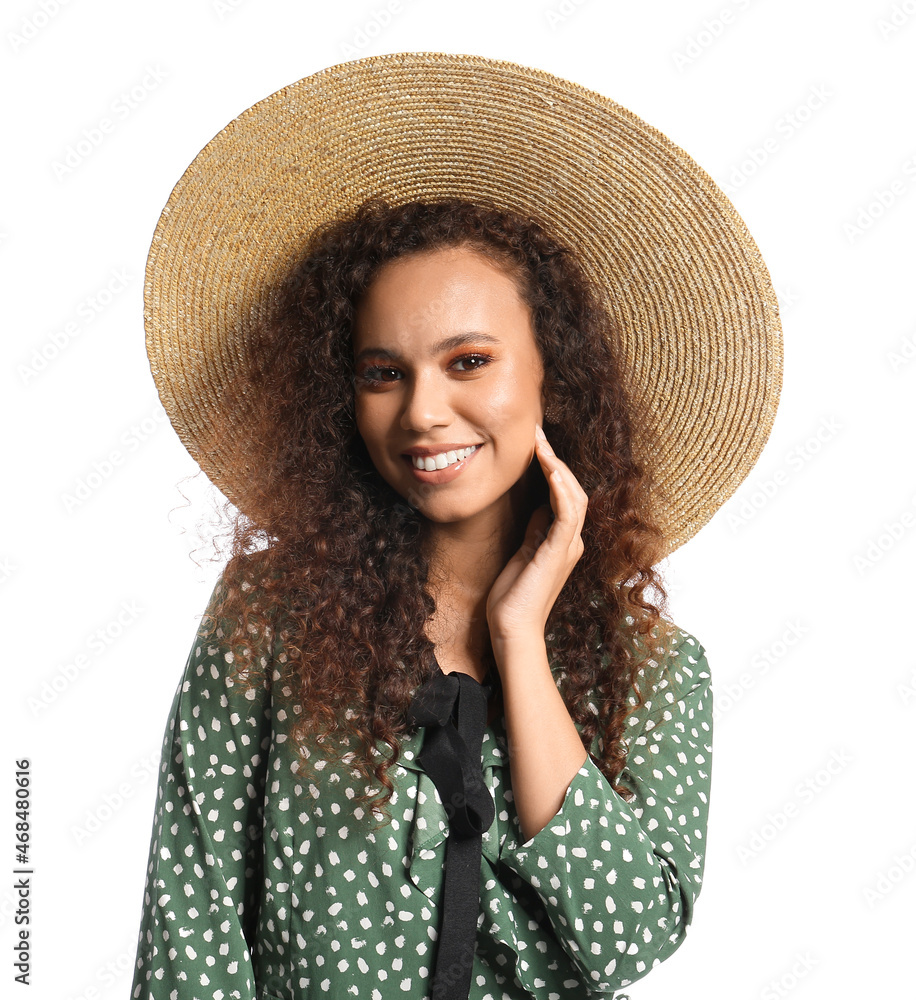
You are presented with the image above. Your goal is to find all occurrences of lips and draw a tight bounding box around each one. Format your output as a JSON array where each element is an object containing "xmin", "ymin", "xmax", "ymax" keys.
[{"xmin": 401, "ymin": 443, "xmax": 483, "ymax": 484}]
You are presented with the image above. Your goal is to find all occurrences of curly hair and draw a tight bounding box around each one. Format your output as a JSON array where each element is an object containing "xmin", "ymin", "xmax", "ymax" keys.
[{"xmin": 191, "ymin": 196, "xmax": 676, "ymax": 824}]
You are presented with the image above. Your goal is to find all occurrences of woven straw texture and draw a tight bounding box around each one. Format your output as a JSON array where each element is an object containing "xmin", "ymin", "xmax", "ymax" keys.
[{"xmin": 145, "ymin": 51, "xmax": 782, "ymax": 556}]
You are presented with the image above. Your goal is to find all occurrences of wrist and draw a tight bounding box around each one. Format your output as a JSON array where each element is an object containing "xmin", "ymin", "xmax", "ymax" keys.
[
  {"xmin": 491, "ymin": 634, "xmax": 552, "ymax": 680},
  {"xmin": 491, "ymin": 632, "xmax": 546, "ymax": 654}
]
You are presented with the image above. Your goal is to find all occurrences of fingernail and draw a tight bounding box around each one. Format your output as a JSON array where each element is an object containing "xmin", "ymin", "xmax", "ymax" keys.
[{"xmin": 535, "ymin": 423, "xmax": 546, "ymax": 438}]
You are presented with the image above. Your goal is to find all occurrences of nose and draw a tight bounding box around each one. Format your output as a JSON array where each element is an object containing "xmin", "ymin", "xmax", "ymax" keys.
[{"xmin": 399, "ymin": 368, "xmax": 453, "ymax": 432}]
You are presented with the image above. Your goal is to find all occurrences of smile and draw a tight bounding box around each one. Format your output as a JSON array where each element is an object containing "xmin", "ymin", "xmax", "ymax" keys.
[
  {"xmin": 401, "ymin": 444, "xmax": 483, "ymax": 484},
  {"xmin": 408, "ymin": 445, "xmax": 479, "ymax": 471}
]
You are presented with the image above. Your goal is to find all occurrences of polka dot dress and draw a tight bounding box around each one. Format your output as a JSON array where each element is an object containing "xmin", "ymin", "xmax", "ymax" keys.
[{"xmin": 131, "ymin": 581, "xmax": 713, "ymax": 1000}]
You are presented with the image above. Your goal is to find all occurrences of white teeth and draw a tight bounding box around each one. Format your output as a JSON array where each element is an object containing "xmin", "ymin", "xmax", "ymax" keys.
[{"xmin": 412, "ymin": 445, "xmax": 478, "ymax": 471}]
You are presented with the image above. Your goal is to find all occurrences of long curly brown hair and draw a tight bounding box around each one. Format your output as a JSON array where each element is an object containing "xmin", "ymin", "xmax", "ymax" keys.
[{"xmin": 191, "ymin": 196, "xmax": 676, "ymax": 822}]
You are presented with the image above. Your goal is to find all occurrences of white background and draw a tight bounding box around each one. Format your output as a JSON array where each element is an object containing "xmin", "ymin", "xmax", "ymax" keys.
[{"xmin": 4, "ymin": 0, "xmax": 916, "ymax": 997}]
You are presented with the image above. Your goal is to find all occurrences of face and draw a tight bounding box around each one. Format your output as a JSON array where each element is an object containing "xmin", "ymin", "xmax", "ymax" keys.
[{"xmin": 352, "ymin": 245, "xmax": 545, "ymax": 529}]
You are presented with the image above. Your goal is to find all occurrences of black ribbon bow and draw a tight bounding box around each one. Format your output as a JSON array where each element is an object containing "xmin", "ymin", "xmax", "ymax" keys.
[{"xmin": 406, "ymin": 659, "xmax": 497, "ymax": 1000}]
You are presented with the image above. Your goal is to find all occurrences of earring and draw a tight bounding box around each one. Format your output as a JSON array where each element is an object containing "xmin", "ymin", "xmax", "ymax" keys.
[{"xmin": 543, "ymin": 401, "xmax": 559, "ymax": 423}]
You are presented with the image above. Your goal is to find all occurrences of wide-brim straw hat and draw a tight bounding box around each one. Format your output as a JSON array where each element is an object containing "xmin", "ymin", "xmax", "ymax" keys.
[{"xmin": 145, "ymin": 51, "xmax": 782, "ymax": 558}]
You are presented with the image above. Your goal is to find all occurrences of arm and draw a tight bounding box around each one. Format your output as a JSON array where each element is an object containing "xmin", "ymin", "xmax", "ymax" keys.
[
  {"xmin": 494, "ymin": 634, "xmax": 588, "ymax": 843},
  {"xmin": 130, "ymin": 574, "xmax": 273, "ymax": 1000},
  {"xmin": 497, "ymin": 628, "xmax": 713, "ymax": 994}
]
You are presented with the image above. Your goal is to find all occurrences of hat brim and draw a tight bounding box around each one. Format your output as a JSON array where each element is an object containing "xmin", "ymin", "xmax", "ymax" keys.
[{"xmin": 145, "ymin": 51, "xmax": 782, "ymax": 556}]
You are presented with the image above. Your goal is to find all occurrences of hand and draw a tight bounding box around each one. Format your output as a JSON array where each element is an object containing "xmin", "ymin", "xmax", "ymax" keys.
[{"xmin": 486, "ymin": 423, "xmax": 589, "ymax": 643}]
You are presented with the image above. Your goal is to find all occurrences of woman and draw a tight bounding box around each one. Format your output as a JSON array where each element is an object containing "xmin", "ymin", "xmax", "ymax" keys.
[{"xmin": 132, "ymin": 54, "xmax": 780, "ymax": 1000}]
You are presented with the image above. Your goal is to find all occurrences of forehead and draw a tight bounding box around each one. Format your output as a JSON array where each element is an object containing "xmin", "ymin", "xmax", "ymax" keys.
[{"xmin": 352, "ymin": 246, "xmax": 532, "ymax": 355}]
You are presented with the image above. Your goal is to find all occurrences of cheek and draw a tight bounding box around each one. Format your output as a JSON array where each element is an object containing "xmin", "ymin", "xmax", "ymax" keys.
[
  {"xmin": 482, "ymin": 377, "xmax": 542, "ymax": 430},
  {"xmin": 355, "ymin": 402, "xmax": 401, "ymax": 469},
  {"xmin": 355, "ymin": 391, "xmax": 381, "ymax": 426},
  {"xmin": 480, "ymin": 409, "xmax": 536, "ymax": 470}
]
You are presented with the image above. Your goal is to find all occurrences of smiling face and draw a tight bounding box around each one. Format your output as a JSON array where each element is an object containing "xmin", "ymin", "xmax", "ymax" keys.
[{"xmin": 352, "ymin": 245, "xmax": 546, "ymax": 530}]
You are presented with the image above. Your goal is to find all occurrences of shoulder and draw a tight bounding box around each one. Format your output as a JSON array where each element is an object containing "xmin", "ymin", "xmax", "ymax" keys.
[
  {"xmin": 183, "ymin": 604, "xmax": 273, "ymax": 708},
  {"xmin": 631, "ymin": 620, "xmax": 710, "ymax": 690},
  {"xmin": 660, "ymin": 624, "xmax": 710, "ymax": 689},
  {"xmin": 623, "ymin": 622, "xmax": 712, "ymax": 744},
  {"xmin": 208, "ymin": 548, "xmax": 282, "ymax": 608},
  {"xmin": 586, "ymin": 591, "xmax": 709, "ymax": 691},
  {"xmin": 177, "ymin": 557, "xmax": 279, "ymax": 712},
  {"xmin": 202, "ymin": 549, "xmax": 290, "ymax": 647}
]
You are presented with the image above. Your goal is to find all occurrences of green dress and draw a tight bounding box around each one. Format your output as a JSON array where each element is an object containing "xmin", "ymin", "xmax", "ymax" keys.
[{"xmin": 130, "ymin": 575, "xmax": 713, "ymax": 1000}]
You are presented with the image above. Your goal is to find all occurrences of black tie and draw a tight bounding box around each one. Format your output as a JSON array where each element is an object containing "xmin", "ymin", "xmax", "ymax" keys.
[{"xmin": 406, "ymin": 659, "xmax": 497, "ymax": 1000}]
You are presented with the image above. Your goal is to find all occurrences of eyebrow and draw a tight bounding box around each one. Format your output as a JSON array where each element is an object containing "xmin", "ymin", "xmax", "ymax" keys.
[{"xmin": 354, "ymin": 332, "xmax": 502, "ymax": 365}]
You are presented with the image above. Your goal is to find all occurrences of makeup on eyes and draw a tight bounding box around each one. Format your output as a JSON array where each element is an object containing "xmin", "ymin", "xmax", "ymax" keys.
[
  {"xmin": 355, "ymin": 350, "xmax": 496, "ymax": 387},
  {"xmin": 353, "ymin": 331, "xmax": 502, "ymax": 367}
]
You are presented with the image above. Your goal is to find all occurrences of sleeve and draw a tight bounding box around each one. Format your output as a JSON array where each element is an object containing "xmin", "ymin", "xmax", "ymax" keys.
[
  {"xmin": 130, "ymin": 574, "xmax": 273, "ymax": 1000},
  {"xmin": 497, "ymin": 628, "xmax": 713, "ymax": 994}
]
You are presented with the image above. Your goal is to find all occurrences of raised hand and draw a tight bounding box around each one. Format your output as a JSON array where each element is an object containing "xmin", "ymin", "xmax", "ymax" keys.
[{"xmin": 486, "ymin": 423, "xmax": 589, "ymax": 643}]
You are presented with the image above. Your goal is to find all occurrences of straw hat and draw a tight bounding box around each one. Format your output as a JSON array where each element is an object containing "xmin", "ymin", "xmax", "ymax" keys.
[{"xmin": 144, "ymin": 51, "xmax": 782, "ymax": 557}]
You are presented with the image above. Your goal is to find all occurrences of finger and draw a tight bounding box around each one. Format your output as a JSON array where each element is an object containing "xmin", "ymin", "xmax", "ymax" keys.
[
  {"xmin": 545, "ymin": 468, "xmax": 581, "ymax": 552},
  {"xmin": 547, "ymin": 461, "xmax": 587, "ymax": 520},
  {"xmin": 534, "ymin": 435, "xmax": 588, "ymax": 540},
  {"xmin": 546, "ymin": 465, "xmax": 588, "ymax": 557},
  {"xmin": 549, "ymin": 456, "xmax": 588, "ymax": 505},
  {"xmin": 535, "ymin": 437, "xmax": 587, "ymax": 501}
]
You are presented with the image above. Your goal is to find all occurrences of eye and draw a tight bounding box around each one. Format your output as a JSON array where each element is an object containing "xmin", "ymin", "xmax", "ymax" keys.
[
  {"xmin": 354, "ymin": 353, "xmax": 493, "ymax": 389},
  {"xmin": 452, "ymin": 353, "xmax": 492, "ymax": 373},
  {"xmin": 355, "ymin": 366, "xmax": 401, "ymax": 388}
]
